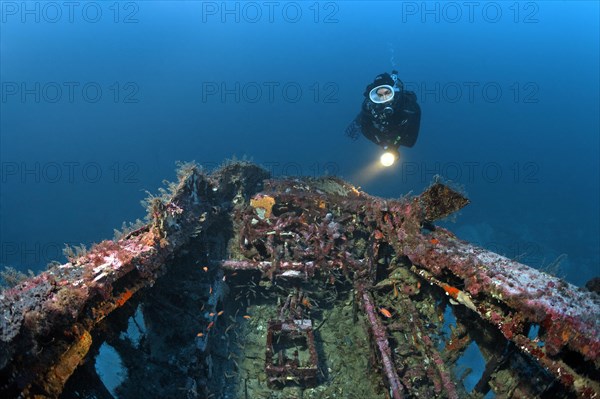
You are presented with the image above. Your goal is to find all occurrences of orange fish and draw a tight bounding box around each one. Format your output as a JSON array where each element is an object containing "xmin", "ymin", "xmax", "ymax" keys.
[
  {"xmin": 197, "ymin": 332, "xmax": 204, "ymax": 337},
  {"xmin": 203, "ymin": 266, "xmax": 208, "ymax": 272},
  {"xmin": 379, "ymin": 308, "xmax": 393, "ymax": 318},
  {"xmin": 209, "ymin": 286, "xmax": 213, "ymax": 294},
  {"xmin": 217, "ymin": 310, "xmax": 224, "ymax": 316},
  {"xmin": 302, "ymin": 298, "xmax": 311, "ymax": 308},
  {"xmin": 209, "ymin": 312, "xmax": 215, "ymax": 317},
  {"xmin": 430, "ymin": 238, "xmax": 440, "ymax": 245},
  {"xmin": 115, "ymin": 289, "xmax": 133, "ymax": 307},
  {"xmin": 207, "ymin": 321, "xmax": 214, "ymax": 330},
  {"xmin": 243, "ymin": 315, "xmax": 252, "ymax": 319},
  {"xmin": 442, "ymin": 284, "xmax": 459, "ymax": 299}
]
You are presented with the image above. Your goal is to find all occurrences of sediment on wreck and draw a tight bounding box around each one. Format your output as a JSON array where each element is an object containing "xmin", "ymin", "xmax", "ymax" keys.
[{"xmin": 0, "ymin": 161, "xmax": 598, "ymax": 399}]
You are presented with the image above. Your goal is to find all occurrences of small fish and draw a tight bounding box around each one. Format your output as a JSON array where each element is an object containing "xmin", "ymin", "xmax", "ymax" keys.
[
  {"xmin": 207, "ymin": 321, "xmax": 214, "ymax": 330},
  {"xmin": 209, "ymin": 312, "xmax": 215, "ymax": 317},
  {"xmin": 243, "ymin": 315, "xmax": 252, "ymax": 319},
  {"xmin": 430, "ymin": 238, "xmax": 440, "ymax": 245},
  {"xmin": 442, "ymin": 284, "xmax": 459, "ymax": 299},
  {"xmin": 379, "ymin": 307, "xmax": 393, "ymax": 318},
  {"xmin": 197, "ymin": 332, "xmax": 204, "ymax": 337},
  {"xmin": 203, "ymin": 266, "xmax": 208, "ymax": 272},
  {"xmin": 393, "ymin": 283, "xmax": 399, "ymax": 298},
  {"xmin": 209, "ymin": 286, "xmax": 213, "ymax": 294},
  {"xmin": 302, "ymin": 298, "xmax": 311, "ymax": 308},
  {"xmin": 217, "ymin": 310, "xmax": 224, "ymax": 316},
  {"xmin": 222, "ymin": 275, "xmax": 227, "ymax": 281}
]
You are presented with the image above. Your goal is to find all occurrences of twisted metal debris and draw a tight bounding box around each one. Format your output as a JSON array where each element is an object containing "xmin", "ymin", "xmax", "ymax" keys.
[{"xmin": 0, "ymin": 161, "xmax": 598, "ymax": 398}]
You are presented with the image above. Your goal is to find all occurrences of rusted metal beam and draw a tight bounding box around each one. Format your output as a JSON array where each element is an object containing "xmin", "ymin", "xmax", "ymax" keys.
[
  {"xmin": 356, "ymin": 283, "xmax": 405, "ymax": 399},
  {"xmin": 407, "ymin": 242, "xmax": 600, "ymax": 398},
  {"xmin": 0, "ymin": 162, "xmax": 266, "ymax": 397}
]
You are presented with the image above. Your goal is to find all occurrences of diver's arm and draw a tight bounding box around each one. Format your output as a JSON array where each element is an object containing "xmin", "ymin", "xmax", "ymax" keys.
[{"xmin": 358, "ymin": 111, "xmax": 379, "ymax": 144}]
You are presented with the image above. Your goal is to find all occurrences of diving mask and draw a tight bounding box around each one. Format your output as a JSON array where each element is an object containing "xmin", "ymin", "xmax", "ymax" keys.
[{"xmin": 369, "ymin": 85, "xmax": 395, "ymax": 104}]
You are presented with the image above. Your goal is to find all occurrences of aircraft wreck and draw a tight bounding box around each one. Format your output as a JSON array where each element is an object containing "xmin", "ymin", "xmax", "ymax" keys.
[{"xmin": 0, "ymin": 161, "xmax": 598, "ymax": 398}]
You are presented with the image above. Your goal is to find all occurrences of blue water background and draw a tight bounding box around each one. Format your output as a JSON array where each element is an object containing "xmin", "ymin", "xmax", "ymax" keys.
[{"xmin": 1, "ymin": 1, "xmax": 598, "ymax": 286}]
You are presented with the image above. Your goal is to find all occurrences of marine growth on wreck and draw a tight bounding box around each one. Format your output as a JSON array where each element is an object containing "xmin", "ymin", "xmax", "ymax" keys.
[{"xmin": 1, "ymin": 161, "xmax": 598, "ymax": 399}]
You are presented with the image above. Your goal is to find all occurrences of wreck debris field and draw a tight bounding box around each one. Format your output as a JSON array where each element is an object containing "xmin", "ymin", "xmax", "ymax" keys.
[{"xmin": 0, "ymin": 162, "xmax": 599, "ymax": 399}]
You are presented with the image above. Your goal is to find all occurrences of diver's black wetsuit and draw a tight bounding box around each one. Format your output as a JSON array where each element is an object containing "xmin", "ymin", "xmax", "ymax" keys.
[{"xmin": 347, "ymin": 72, "xmax": 421, "ymax": 149}]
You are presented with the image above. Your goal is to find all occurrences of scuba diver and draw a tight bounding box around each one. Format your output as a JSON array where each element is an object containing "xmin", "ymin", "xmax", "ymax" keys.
[{"xmin": 346, "ymin": 70, "xmax": 421, "ymax": 166}]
